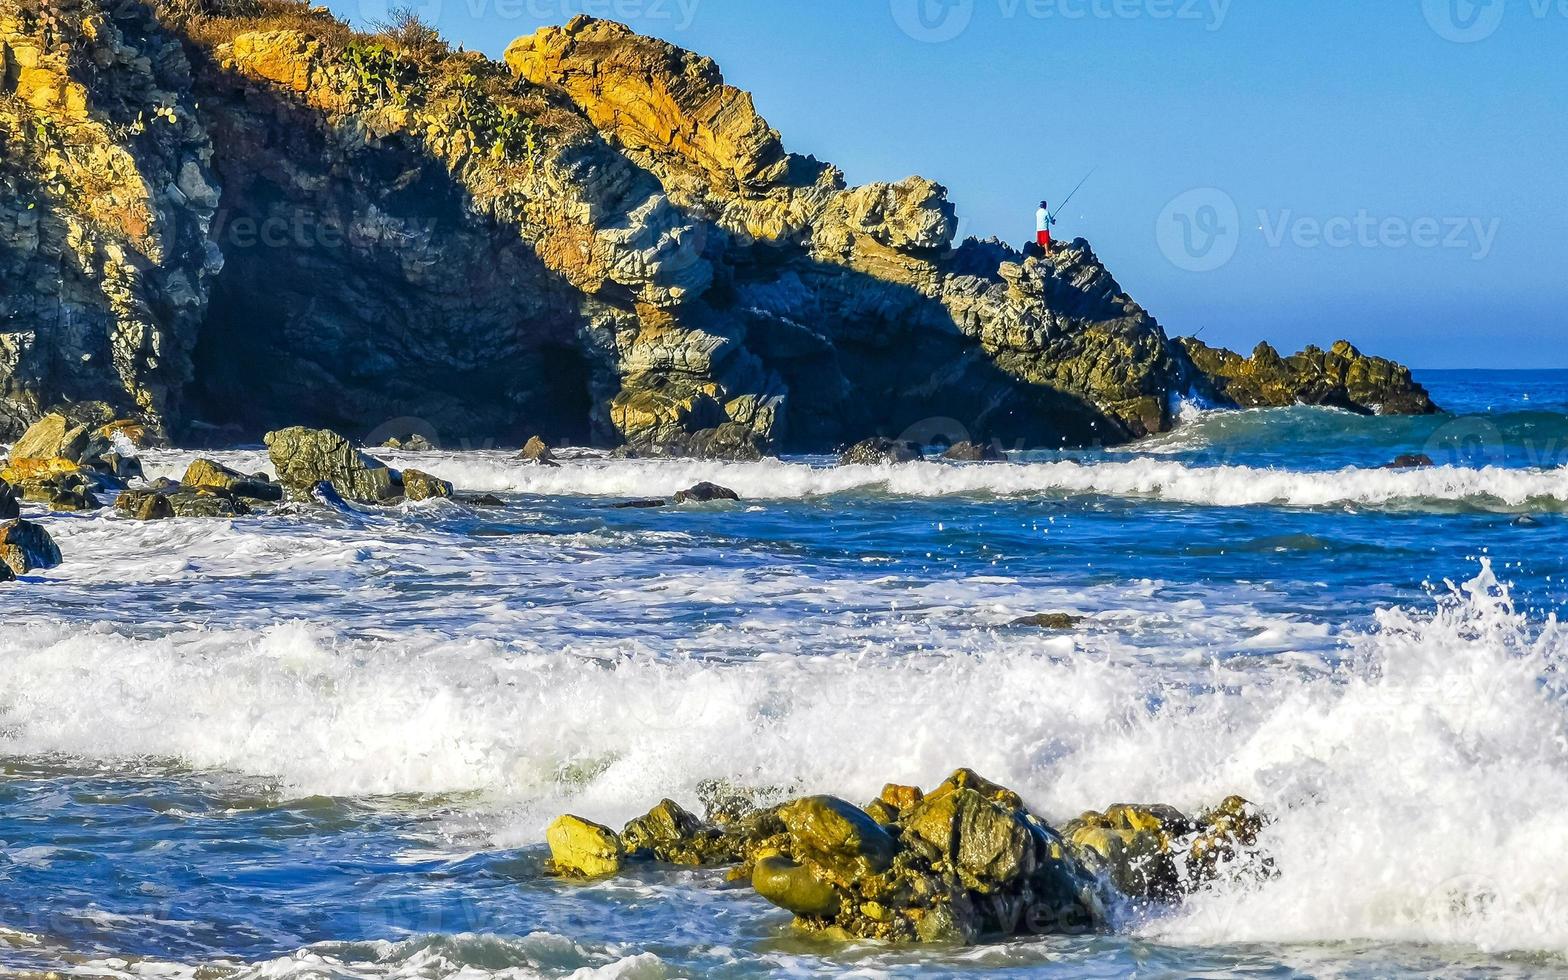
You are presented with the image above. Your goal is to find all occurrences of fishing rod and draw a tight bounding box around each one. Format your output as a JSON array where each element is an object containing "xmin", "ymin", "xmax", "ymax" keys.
[{"xmin": 1050, "ymin": 168, "xmax": 1097, "ymax": 222}]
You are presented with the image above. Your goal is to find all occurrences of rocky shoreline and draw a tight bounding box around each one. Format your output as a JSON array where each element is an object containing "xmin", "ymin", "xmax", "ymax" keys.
[
  {"xmin": 545, "ymin": 769, "xmax": 1269, "ymax": 946},
  {"xmin": 2, "ymin": 0, "xmax": 1436, "ymax": 457}
]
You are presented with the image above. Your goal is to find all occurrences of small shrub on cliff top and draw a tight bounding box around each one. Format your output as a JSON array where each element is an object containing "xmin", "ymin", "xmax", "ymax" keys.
[
  {"xmin": 161, "ymin": 0, "xmax": 353, "ymax": 47},
  {"xmin": 371, "ymin": 6, "xmax": 447, "ymax": 63}
]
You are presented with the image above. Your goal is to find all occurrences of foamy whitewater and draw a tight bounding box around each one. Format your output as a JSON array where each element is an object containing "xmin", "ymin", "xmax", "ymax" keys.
[{"xmin": 3, "ymin": 370, "xmax": 1568, "ymax": 978}]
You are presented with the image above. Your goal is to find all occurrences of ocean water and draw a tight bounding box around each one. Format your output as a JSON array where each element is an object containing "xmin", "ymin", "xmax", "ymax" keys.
[{"xmin": 3, "ymin": 370, "xmax": 1568, "ymax": 978}]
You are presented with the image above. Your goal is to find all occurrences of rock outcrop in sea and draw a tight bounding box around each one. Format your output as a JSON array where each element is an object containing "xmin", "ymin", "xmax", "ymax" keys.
[
  {"xmin": 1, "ymin": 0, "xmax": 1436, "ymax": 454},
  {"xmin": 545, "ymin": 769, "xmax": 1270, "ymax": 945}
]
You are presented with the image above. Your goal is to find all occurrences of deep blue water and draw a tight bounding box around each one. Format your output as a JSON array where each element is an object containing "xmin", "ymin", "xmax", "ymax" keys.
[{"xmin": 2, "ymin": 371, "xmax": 1568, "ymax": 977}]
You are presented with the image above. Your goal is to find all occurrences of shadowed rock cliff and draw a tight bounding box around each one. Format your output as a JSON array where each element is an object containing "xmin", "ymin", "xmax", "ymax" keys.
[{"xmin": 0, "ymin": 1, "xmax": 1437, "ymax": 450}]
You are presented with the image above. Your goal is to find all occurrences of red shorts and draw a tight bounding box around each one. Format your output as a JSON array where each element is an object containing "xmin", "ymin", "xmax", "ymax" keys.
[{"xmin": 1037, "ymin": 230, "xmax": 1052, "ymax": 248}]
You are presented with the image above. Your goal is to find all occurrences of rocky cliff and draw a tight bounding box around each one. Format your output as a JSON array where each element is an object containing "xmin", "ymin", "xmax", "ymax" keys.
[{"xmin": 0, "ymin": 1, "xmax": 1437, "ymax": 452}]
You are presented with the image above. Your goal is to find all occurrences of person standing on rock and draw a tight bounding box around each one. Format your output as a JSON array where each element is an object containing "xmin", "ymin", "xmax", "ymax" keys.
[{"xmin": 1036, "ymin": 200, "xmax": 1057, "ymax": 253}]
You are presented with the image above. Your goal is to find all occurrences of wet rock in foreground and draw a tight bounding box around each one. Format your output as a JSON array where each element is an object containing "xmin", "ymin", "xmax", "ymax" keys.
[
  {"xmin": 0, "ymin": 519, "xmax": 63, "ymax": 575},
  {"xmin": 545, "ymin": 768, "xmax": 1269, "ymax": 946}
]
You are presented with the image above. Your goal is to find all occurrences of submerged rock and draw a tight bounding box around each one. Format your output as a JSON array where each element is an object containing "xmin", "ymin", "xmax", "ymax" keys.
[
  {"xmin": 611, "ymin": 499, "xmax": 669, "ymax": 510},
  {"xmin": 1009, "ymin": 613, "xmax": 1084, "ymax": 630},
  {"xmin": 116, "ymin": 487, "xmax": 252, "ymax": 520},
  {"xmin": 840, "ymin": 439, "xmax": 924, "ymax": 466},
  {"xmin": 264, "ymin": 428, "xmax": 399, "ymax": 503},
  {"xmin": 0, "ymin": 520, "xmax": 63, "ymax": 575},
  {"xmin": 943, "ymin": 442, "xmax": 1006, "ymax": 463},
  {"xmin": 1385, "ymin": 454, "xmax": 1436, "ymax": 470},
  {"xmin": 673, "ymin": 482, "xmax": 741, "ymax": 504},
  {"xmin": 116, "ymin": 490, "xmax": 176, "ymax": 522}
]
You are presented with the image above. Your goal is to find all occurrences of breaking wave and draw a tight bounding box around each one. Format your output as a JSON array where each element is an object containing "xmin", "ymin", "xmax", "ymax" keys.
[{"xmin": 4, "ymin": 562, "xmax": 1568, "ymax": 956}]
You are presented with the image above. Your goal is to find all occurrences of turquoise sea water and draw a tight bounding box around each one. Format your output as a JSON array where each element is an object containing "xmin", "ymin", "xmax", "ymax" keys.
[{"xmin": 3, "ymin": 371, "xmax": 1568, "ymax": 977}]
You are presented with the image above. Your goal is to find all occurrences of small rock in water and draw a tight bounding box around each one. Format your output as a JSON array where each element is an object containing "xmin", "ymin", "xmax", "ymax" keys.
[
  {"xmin": 546, "ymin": 815, "xmax": 624, "ymax": 878},
  {"xmin": 611, "ymin": 498, "xmax": 668, "ymax": 509},
  {"xmin": 183, "ymin": 458, "xmax": 284, "ymax": 502},
  {"xmin": 115, "ymin": 490, "xmax": 175, "ymax": 521},
  {"xmin": 0, "ymin": 519, "xmax": 63, "ymax": 575},
  {"xmin": 839, "ymin": 438, "xmax": 923, "ymax": 466},
  {"xmin": 464, "ymin": 493, "xmax": 506, "ymax": 507},
  {"xmin": 1385, "ymin": 454, "xmax": 1436, "ymax": 470},
  {"xmin": 1009, "ymin": 613, "xmax": 1084, "ymax": 630},
  {"xmin": 382, "ymin": 434, "xmax": 436, "ymax": 451},
  {"xmin": 673, "ymin": 482, "xmax": 740, "ymax": 504},
  {"xmin": 399, "ymin": 468, "xmax": 454, "ymax": 501},
  {"xmin": 942, "ymin": 441, "xmax": 1006, "ymax": 462},
  {"xmin": 1513, "ymin": 515, "xmax": 1543, "ymax": 528},
  {"xmin": 518, "ymin": 436, "xmax": 559, "ymax": 466}
]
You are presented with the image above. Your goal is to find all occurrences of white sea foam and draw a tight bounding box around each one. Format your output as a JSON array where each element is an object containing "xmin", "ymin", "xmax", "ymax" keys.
[
  {"xmin": 3, "ymin": 560, "xmax": 1567, "ymax": 955},
  {"xmin": 138, "ymin": 449, "xmax": 1568, "ymax": 513},
  {"xmin": 57, "ymin": 934, "xmax": 675, "ymax": 980}
]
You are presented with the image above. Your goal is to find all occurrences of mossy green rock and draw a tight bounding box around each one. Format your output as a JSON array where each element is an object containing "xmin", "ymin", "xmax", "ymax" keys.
[
  {"xmin": 901, "ymin": 788, "xmax": 1035, "ymax": 893},
  {"xmin": 183, "ymin": 458, "xmax": 284, "ymax": 502},
  {"xmin": 400, "ymin": 469, "xmax": 454, "ymax": 502},
  {"xmin": 265, "ymin": 427, "xmax": 398, "ymax": 503},
  {"xmin": 546, "ymin": 814, "xmax": 623, "ymax": 878},
  {"xmin": 752, "ymin": 852, "xmax": 841, "ymax": 918},
  {"xmin": 778, "ymin": 796, "xmax": 898, "ymax": 881}
]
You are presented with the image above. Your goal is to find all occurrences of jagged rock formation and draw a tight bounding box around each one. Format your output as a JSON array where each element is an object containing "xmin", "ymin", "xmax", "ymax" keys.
[
  {"xmin": 544, "ymin": 769, "xmax": 1271, "ymax": 946},
  {"xmin": 0, "ymin": 0, "xmax": 222, "ymax": 440},
  {"xmin": 1180, "ymin": 339, "xmax": 1437, "ymax": 416},
  {"xmin": 1, "ymin": 1, "xmax": 1437, "ymax": 451}
]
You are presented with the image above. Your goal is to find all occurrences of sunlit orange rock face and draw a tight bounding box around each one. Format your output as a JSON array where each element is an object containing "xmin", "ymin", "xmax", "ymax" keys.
[{"xmin": 0, "ymin": 3, "xmax": 1431, "ymax": 450}]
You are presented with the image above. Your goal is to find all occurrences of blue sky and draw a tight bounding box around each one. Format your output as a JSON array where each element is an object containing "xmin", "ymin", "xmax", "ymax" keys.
[{"xmin": 325, "ymin": 0, "xmax": 1565, "ymax": 368}]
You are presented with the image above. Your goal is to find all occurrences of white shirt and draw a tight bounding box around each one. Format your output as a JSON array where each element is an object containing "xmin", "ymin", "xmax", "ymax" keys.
[{"xmin": 1037, "ymin": 207, "xmax": 1053, "ymax": 232}]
